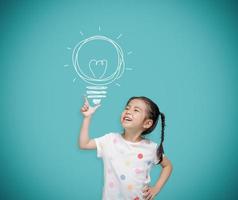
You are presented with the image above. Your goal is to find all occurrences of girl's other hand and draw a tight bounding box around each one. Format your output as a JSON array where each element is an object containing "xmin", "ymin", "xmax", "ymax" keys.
[
  {"xmin": 80, "ymin": 96, "xmax": 101, "ymax": 118},
  {"xmin": 142, "ymin": 184, "xmax": 160, "ymax": 200}
]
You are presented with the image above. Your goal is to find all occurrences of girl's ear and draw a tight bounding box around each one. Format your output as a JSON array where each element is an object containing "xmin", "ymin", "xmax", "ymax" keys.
[{"xmin": 143, "ymin": 119, "xmax": 153, "ymax": 129}]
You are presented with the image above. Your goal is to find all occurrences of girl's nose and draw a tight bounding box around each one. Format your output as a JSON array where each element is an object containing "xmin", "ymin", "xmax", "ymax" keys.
[{"xmin": 126, "ymin": 110, "xmax": 132, "ymax": 115}]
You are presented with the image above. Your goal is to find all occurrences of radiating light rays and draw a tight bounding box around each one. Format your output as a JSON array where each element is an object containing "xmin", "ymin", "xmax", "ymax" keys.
[{"xmin": 116, "ymin": 33, "xmax": 123, "ymax": 40}]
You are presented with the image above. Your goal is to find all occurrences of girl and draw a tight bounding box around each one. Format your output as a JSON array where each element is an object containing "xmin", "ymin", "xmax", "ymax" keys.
[{"xmin": 79, "ymin": 96, "xmax": 173, "ymax": 200}]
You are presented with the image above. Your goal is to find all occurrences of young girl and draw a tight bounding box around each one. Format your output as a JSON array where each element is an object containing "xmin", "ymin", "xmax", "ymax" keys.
[{"xmin": 79, "ymin": 96, "xmax": 173, "ymax": 200}]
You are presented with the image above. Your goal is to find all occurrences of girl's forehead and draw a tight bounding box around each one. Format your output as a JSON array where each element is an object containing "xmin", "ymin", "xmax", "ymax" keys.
[{"xmin": 127, "ymin": 99, "xmax": 147, "ymax": 110}]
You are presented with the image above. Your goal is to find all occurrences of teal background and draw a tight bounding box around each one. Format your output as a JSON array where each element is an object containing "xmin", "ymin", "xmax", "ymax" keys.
[{"xmin": 1, "ymin": 0, "xmax": 238, "ymax": 199}]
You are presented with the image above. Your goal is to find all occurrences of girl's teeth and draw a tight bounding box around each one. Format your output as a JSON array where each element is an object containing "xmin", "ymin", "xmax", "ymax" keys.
[{"xmin": 124, "ymin": 117, "xmax": 132, "ymax": 121}]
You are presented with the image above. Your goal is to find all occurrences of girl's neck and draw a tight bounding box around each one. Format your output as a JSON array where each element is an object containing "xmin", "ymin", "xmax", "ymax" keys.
[{"xmin": 122, "ymin": 130, "xmax": 144, "ymax": 142}]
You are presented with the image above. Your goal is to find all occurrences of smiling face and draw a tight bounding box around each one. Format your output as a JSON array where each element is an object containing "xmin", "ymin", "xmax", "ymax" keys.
[{"xmin": 120, "ymin": 99, "xmax": 153, "ymax": 132}]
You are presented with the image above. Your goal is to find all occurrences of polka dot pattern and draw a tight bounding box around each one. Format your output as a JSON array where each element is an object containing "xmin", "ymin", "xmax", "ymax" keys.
[
  {"xmin": 147, "ymin": 161, "xmax": 152, "ymax": 165},
  {"xmin": 127, "ymin": 184, "xmax": 133, "ymax": 191},
  {"xmin": 109, "ymin": 181, "xmax": 114, "ymax": 188},
  {"xmin": 120, "ymin": 174, "xmax": 126, "ymax": 180},
  {"xmin": 113, "ymin": 138, "xmax": 118, "ymax": 144},
  {"xmin": 135, "ymin": 168, "xmax": 143, "ymax": 174},
  {"xmin": 137, "ymin": 153, "xmax": 143, "ymax": 159}
]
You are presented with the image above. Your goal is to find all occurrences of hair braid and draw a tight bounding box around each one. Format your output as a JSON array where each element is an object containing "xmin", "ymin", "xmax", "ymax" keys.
[{"xmin": 156, "ymin": 112, "xmax": 166, "ymax": 164}]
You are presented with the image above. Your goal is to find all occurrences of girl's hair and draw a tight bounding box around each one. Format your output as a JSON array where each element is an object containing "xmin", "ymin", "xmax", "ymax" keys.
[{"xmin": 126, "ymin": 96, "xmax": 166, "ymax": 165}]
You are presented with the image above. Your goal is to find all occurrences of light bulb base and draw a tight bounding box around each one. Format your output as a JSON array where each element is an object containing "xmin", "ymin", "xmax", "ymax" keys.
[
  {"xmin": 92, "ymin": 99, "xmax": 101, "ymax": 105},
  {"xmin": 86, "ymin": 86, "xmax": 108, "ymax": 105}
]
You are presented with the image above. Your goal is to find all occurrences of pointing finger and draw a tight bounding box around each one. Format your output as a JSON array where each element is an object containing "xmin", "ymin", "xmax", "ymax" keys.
[{"xmin": 83, "ymin": 95, "xmax": 89, "ymax": 106}]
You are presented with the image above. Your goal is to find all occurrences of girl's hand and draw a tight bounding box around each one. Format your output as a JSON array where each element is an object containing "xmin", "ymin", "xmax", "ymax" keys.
[
  {"xmin": 142, "ymin": 185, "xmax": 160, "ymax": 200},
  {"xmin": 80, "ymin": 96, "xmax": 101, "ymax": 118}
]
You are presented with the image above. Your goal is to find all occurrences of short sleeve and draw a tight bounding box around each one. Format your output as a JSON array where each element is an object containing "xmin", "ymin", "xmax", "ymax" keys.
[
  {"xmin": 94, "ymin": 133, "xmax": 112, "ymax": 158},
  {"xmin": 152, "ymin": 143, "xmax": 165, "ymax": 165}
]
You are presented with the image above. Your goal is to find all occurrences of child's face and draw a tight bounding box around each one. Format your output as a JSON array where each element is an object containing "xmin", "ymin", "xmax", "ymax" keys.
[{"xmin": 120, "ymin": 99, "xmax": 153, "ymax": 132}]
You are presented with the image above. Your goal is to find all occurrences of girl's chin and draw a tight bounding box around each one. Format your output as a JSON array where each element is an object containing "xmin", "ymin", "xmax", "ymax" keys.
[
  {"xmin": 121, "ymin": 123, "xmax": 134, "ymax": 129},
  {"xmin": 121, "ymin": 120, "xmax": 138, "ymax": 129},
  {"xmin": 121, "ymin": 122, "xmax": 129, "ymax": 127}
]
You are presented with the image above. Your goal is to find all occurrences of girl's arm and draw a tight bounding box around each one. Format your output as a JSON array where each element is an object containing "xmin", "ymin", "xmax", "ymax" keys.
[
  {"xmin": 143, "ymin": 155, "xmax": 173, "ymax": 199},
  {"xmin": 153, "ymin": 156, "xmax": 173, "ymax": 193},
  {"xmin": 78, "ymin": 97, "xmax": 101, "ymax": 149}
]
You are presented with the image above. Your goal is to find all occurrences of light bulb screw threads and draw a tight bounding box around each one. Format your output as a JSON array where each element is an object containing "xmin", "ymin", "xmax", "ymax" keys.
[{"xmin": 86, "ymin": 86, "xmax": 108, "ymax": 105}]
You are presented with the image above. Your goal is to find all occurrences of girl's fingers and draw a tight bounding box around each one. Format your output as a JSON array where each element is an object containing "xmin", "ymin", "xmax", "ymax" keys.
[
  {"xmin": 142, "ymin": 187, "xmax": 149, "ymax": 193},
  {"xmin": 84, "ymin": 95, "xmax": 89, "ymax": 106},
  {"xmin": 142, "ymin": 186, "xmax": 153, "ymax": 200},
  {"xmin": 81, "ymin": 104, "xmax": 89, "ymax": 111},
  {"xmin": 145, "ymin": 193, "xmax": 153, "ymax": 200},
  {"xmin": 142, "ymin": 185, "xmax": 149, "ymax": 193},
  {"xmin": 83, "ymin": 104, "xmax": 89, "ymax": 109},
  {"xmin": 81, "ymin": 107, "xmax": 86, "ymax": 112},
  {"xmin": 143, "ymin": 191, "xmax": 150, "ymax": 199},
  {"xmin": 81, "ymin": 106, "xmax": 87, "ymax": 111},
  {"xmin": 142, "ymin": 191, "xmax": 148, "ymax": 198},
  {"xmin": 81, "ymin": 95, "xmax": 101, "ymax": 113}
]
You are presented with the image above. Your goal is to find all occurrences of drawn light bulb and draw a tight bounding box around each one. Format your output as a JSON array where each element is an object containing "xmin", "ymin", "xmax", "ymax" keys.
[{"xmin": 72, "ymin": 35, "xmax": 125, "ymax": 104}]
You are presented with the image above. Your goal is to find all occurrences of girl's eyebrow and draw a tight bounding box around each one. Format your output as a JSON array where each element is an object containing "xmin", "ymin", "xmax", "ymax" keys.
[
  {"xmin": 134, "ymin": 106, "xmax": 142, "ymax": 110},
  {"xmin": 127, "ymin": 104, "xmax": 142, "ymax": 111}
]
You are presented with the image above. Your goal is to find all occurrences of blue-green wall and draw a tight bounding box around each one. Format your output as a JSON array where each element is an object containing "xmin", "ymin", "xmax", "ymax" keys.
[{"xmin": 1, "ymin": 0, "xmax": 238, "ymax": 199}]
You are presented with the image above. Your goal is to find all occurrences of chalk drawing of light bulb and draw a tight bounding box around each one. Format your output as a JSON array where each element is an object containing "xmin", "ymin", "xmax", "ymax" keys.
[{"xmin": 72, "ymin": 35, "xmax": 125, "ymax": 104}]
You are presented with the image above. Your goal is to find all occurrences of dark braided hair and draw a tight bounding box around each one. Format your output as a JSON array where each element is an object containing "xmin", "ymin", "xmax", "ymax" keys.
[{"xmin": 126, "ymin": 96, "xmax": 166, "ymax": 165}]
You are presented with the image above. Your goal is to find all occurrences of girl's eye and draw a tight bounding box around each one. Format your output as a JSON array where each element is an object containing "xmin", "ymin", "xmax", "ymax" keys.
[{"xmin": 135, "ymin": 109, "xmax": 139, "ymax": 112}]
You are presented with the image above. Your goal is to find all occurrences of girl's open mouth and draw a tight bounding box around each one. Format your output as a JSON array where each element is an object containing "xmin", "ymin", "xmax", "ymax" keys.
[{"xmin": 123, "ymin": 116, "xmax": 133, "ymax": 121}]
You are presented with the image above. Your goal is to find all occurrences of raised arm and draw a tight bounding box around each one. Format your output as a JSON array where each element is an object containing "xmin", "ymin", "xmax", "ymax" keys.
[{"xmin": 78, "ymin": 96, "xmax": 101, "ymax": 149}]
